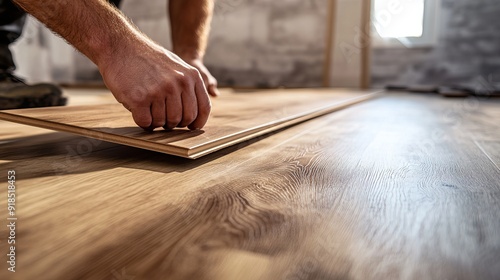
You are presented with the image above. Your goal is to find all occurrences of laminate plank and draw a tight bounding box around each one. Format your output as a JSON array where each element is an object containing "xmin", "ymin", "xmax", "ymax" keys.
[
  {"xmin": 0, "ymin": 92, "xmax": 499, "ymax": 280},
  {"xmin": 0, "ymin": 89, "xmax": 379, "ymax": 158}
]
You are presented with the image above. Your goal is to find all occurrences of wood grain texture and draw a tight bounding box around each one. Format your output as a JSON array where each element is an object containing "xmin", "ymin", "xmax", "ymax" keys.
[
  {"xmin": 0, "ymin": 89, "xmax": 379, "ymax": 158},
  {"xmin": 0, "ymin": 90, "xmax": 499, "ymax": 280}
]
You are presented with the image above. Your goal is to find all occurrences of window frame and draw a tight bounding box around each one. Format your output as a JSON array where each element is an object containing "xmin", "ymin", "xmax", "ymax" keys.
[{"xmin": 371, "ymin": 0, "xmax": 441, "ymax": 48}]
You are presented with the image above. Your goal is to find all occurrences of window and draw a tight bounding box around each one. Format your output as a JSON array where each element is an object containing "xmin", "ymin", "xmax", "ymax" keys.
[{"xmin": 372, "ymin": 0, "xmax": 440, "ymax": 48}]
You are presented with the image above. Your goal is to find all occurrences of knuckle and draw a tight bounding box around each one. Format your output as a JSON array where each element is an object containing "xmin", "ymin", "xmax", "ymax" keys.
[
  {"xmin": 175, "ymin": 72, "xmax": 193, "ymax": 89},
  {"xmin": 134, "ymin": 117, "xmax": 150, "ymax": 128},
  {"xmin": 159, "ymin": 79, "xmax": 176, "ymax": 92},
  {"xmin": 175, "ymin": 78, "xmax": 189, "ymax": 90},
  {"xmin": 148, "ymin": 90, "xmax": 162, "ymax": 100},
  {"xmin": 181, "ymin": 112, "xmax": 197, "ymax": 127},
  {"xmin": 158, "ymin": 80, "xmax": 179, "ymax": 98},
  {"xmin": 188, "ymin": 67, "xmax": 200, "ymax": 76},
  {"xmin": 127, "ymin": 91, "xmax": 149, "ymax": 106},
  {"xmin": 189, "ymin": 68, "xmax": 203, "ymax": 80},
  {"xmin": 167, "ymin": 115, "xmax": 182, "ymax": 128},
  {"xmin": 152, "ymin": 119, "xmax": 165, "ymax": 127}
]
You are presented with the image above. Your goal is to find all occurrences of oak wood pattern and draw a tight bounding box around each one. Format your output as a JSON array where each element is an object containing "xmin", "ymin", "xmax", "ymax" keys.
[
  {"xmin": 0, "ymin": 91, "xmax": 499, "ymax": 280},
  {"xmin": 0, "ymin": 89, "xmax": 379, "ymax": 159}
]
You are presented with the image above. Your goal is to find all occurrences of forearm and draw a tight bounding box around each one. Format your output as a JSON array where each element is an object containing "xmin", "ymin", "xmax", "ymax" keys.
[
  {"xmin": 13, "ymin": 0, "xmax": 147, "ymax": 68},
  {"xmin": 169, "ymin": 0, "xmax": 214, "ymax": 60}
]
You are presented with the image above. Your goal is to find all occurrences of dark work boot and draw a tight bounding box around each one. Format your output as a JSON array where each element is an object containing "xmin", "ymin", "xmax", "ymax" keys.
[
  {"xmin": 0, "ymin": 70, "xmax": 67, "ymax": 110},
  {"xmin": 0, "ymin": 2, "xmax": 67, "ymax": 110}
]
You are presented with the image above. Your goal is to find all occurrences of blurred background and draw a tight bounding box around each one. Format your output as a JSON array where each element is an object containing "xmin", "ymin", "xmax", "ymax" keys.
[{"xmin": 10, "ymin": 0, "xmax": 500, "ymax": 90}]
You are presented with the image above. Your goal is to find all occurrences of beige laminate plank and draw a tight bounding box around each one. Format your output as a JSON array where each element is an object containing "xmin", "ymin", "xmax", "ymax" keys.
[{"xmin": 0, "ymin": 89, "xmax": 380, "ymax": 158}]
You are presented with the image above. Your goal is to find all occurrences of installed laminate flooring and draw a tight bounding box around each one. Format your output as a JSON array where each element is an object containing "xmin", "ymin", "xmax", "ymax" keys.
[
  {"xmin": 0, "ymin": 89, "xmax": 499, "ymax": 280},
  {"xmin": 0, "ymin": 89, "xmax": 378, "ymax": 158}
]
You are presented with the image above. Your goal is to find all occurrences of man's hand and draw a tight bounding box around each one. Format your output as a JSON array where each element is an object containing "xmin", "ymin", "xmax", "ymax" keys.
[
  {"xmin": 99, "ymin": 43, "xmax": 211, "ymax": 130},
  {"xmin": 13, "ymin": 0, "xmax": 213, "ymax": 131},
  {"xmin": 182, "ymin": 58, "xmax": 219, "ymax": 97}
]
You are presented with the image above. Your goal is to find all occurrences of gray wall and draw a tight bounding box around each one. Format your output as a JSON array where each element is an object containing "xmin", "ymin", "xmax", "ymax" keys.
[
  {"xmin": 206, "ymin": 0, "xmax": 328, "ymax": 88},
  {"xmin": 371, "ymin": 0, "xmax": 500, "ymax": 89},
  {"xmin": 12, "ymin": 0, "xmax": 328, "ymax": 88},
  {"xmin": 123, "ymin": 0, "xmax": 329, "ymax": 88}
]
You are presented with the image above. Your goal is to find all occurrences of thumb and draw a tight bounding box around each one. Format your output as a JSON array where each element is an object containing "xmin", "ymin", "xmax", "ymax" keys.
[{"xmin": 208, "ymin": 83, "xmax": 220, "ymax": 97}]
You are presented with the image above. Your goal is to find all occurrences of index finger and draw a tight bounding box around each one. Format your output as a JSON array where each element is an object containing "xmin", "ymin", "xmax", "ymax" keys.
[{"xmin": 131, "ymin": 105, "xmax": 153, "ymax": 130}]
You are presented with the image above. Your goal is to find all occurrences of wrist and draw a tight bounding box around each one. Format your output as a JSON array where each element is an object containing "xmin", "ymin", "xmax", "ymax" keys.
[
  {"xmin": 174, "ymin": 49, "xmax": 204, "ymax": 62},
  {"xmin": 94, "ymin": 30, "xmax": 153, "ymax": 73},
  {"xmin": 88, "ymin": 14, "xmax": 150, "ymax": 70}
]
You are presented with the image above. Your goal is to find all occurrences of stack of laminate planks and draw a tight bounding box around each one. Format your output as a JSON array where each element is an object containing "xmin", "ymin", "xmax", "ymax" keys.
[{"xmin": 0, "ymin": 89, "xmax": 380, "ymax": 158}]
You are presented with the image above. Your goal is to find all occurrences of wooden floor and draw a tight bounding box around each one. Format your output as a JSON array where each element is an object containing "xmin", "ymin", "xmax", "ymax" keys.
[{"xmin": 0, "ymin": 89, "xmax": 499, "ymax": 280}]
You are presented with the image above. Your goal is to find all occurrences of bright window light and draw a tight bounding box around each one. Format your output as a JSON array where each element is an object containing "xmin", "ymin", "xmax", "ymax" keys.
[{"xmin": 374, "ymin": 0, "xmax": 425, "ymax": 38}]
